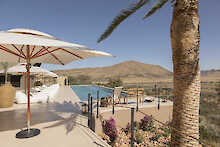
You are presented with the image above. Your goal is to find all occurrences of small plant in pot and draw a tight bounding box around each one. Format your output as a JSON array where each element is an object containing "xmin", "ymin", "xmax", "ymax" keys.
[{"xmin": 0, "ymin": 62, "xmax": 16, "ymax": 108}]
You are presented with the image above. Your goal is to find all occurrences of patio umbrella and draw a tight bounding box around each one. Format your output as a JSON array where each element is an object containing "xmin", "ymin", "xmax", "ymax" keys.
[
  {"xmin": 0, "ymin": 63, "xmax": 58, "ymax": 77},
  {"xmin": 0, "ymin": 28, "xmax": 112, "ymax": 138},
  {"xmin": 0, "ymin": 63, "xmax": 58, "ymax": 93}
]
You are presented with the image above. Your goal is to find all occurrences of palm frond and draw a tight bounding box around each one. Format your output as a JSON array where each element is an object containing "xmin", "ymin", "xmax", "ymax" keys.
[
  {"xmin": 97, "ymin": 0, "xmax": 150, "ymax": 43},
  {"xmin": 143, "ymin": 0, "xmax": 168, "ymax": 19}
]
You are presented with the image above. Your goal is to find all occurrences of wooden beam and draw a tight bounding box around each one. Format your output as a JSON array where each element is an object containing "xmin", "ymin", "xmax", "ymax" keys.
[{"xmin": 0, "ymin": 45, "xmax": 25, "ymax": 59}]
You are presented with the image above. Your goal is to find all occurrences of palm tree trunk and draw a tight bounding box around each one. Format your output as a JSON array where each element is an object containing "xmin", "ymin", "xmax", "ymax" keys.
[{"xmin": 170, "ymin": 0, "xmax": 200, "ymax": 146}]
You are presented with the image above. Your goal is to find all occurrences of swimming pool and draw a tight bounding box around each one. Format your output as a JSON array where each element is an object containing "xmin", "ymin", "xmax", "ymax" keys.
[{"xmin": 71, "ymin": 85, "xmax": 114, "ymax": 101}]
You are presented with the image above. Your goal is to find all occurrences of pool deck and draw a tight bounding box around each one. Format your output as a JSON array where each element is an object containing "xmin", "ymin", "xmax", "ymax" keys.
[
  {"xmin": 98, "ymin": 97, "xmax": 173, "ymax": 113},
  {"xmin": 0, "ymin": 86, "xmax": 109, "ymax": 147}
]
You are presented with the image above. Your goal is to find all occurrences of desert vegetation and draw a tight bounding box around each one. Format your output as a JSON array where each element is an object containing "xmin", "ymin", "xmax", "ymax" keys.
[
  {"xmin": 124, "ymin": 81, "xmax": 220, "ymax": 146},
  {"xmin": 68, "ymin": 75, "xmax": 92, "ymax": 85},
  {"xmin": 63, "ymin": 64, "xmax": 220, "ymax": 146},
  {"xmin": 199, "ymin": 82, "xmax": 220, "ymax": 146},
  {"xmin": 101, "ymin": 116, "xmax": 172, "ymax": 147},
  {"xmin": 104, "ymin": 78, "xmax": 123, "ymax": 88}
]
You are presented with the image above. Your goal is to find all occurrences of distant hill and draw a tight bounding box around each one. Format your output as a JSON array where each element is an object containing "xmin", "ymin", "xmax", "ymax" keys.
[
  {"xmin": 53, "ymin": 61, "xmax": 220, "ymax": 83},
  {"xmin": 201, "ymin": 69, "xmax": 220, "ymax": 82},
  {"xmin": 53, "ymin": 60, "xmax": 173, "ymax": 83}
]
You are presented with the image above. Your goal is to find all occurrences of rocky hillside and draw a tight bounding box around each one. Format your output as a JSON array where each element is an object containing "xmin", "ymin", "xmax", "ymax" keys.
[
  {"xmin": 53, "ymin": 60, "xmax": 173, "ymax": 83},
  {"xmin": 201, "ymin": 69, "xmax": 220, "ymax": 82}
]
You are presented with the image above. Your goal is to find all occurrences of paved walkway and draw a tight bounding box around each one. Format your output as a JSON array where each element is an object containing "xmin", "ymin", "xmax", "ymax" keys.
[{"xmin": 0, "ymin": 86, "xmax": 109, "ymax": 147}]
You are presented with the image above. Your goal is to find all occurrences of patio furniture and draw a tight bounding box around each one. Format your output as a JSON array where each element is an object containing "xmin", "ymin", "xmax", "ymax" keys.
[
  {"xmin": 81, "ymin": 103, "xmax": 88, "ymax": 114},
  {"xmin": 107, "ymin": 87, "xmax": 123, "ymax": 105},
  {"xmin": 100, "ymin": 97, "xmax": 108, "ymax": 107},
  {"xmin": 113, "ymin": 87, "xmax": 123, "ymax": 104},
  {"xmin": 124, "ymin": 88, "xmax": 145, "ymax": 104},
  {"xmin": 144, "ymin": 97, "xmax": 154, "ymax": 102}
]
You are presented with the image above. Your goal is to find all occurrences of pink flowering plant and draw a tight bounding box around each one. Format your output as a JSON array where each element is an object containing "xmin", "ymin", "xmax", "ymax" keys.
[
  {"xmin": 124, "ymin": 121, "xmax": 139, "ymax": 135},
  {"xmin": 139, "ymin": 115, "xmax": 155, "ymax": 132},
  {"xmin": 102, "ymin": 117, "xmax": 118, "ymax": 142}
]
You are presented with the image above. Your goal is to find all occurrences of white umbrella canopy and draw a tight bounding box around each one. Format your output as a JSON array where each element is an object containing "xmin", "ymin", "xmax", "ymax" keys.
[
  {"xmin": 0, "ymin": 28, "xmax": 112, "ymax": 138},
  {"xmin": 0, "ymin": 63, "xmax": 58, "ymax": 77},
  {"xmin": 0, "ymin": 29, "xmax": 112, "ymax": 65},
  {"xmin": 8, "ymin": 28, "xmax": 55, "ymax": 39}
]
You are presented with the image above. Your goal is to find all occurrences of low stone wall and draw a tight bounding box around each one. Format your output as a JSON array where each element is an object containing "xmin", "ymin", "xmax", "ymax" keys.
[{"xmin": 94, "ymin": 105, "xmax": 173, "ymax": 135}]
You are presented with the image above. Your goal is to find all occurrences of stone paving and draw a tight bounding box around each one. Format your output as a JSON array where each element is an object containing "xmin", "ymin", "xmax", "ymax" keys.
[{"xmin": 0, "ymin": 86, "xmax": 109, "ymax": 147}]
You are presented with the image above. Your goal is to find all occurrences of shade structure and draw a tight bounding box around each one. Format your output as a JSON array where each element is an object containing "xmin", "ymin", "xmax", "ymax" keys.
[
  {"xmin": 0, "ymin": 29, "xmax": 111, "ymax": 65},
  {"xmin": 0, "ymin": 28, "xmax": 112, "ymax": 138},
  {"xmin": 0, "ymin": 63, "xmax": 58, "ymax": 95},
  {"xmin": 0, "ymin": 63, "xmax": 58, "ymax": 77}
]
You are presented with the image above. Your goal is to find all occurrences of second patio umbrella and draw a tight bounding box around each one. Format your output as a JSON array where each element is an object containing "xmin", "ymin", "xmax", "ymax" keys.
[
  {"xmin": 0, "ymin": 63, "xmax": 58, "ymax": 77},
  {"xmin": 0, "ymin": 63, "xmax": 58, "ymax": 93}
]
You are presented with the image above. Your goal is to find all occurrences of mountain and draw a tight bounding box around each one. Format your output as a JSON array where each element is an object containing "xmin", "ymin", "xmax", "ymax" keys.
[
  {"xmin": 201, "ymin": 69, "xmax": 220, "ymax": 82},
  {"xmin": 53, "ymin": 61, "xmax": 173, "ymax": 83},
  {"xmin": 53, "ymin": 61, "xmax": 220, "ymax": 83}
]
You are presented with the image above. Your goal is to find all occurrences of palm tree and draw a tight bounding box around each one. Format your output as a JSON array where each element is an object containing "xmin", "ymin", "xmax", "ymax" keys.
[
  {"xmin": 0, "ymin": 62, "xmax": 9, "ymax": 84},
  {"xmin": 97, "ymin": 0, "xmax": 200, "ymax": 146}
]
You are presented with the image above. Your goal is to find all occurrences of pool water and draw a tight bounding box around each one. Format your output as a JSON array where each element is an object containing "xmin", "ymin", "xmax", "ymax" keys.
[{"xmin": 71, "ymin": 85, "xmax": 114, "ymax": 101}]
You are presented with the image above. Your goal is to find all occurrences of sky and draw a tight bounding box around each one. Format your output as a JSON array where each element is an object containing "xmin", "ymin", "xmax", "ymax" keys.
[{"xmin": 0, "ymin": 0, "xmax": 219, "ymax": 71}]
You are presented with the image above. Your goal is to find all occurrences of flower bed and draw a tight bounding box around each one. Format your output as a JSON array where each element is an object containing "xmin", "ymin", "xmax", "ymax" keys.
[{"xmin": 101, "ymin": 116, "xmax": 171, "ymax": 147}]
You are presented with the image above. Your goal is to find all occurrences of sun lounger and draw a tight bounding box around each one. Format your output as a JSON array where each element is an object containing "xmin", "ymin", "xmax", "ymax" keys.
[
  {"xmin": 15, "ymin": 84, "xmax": 59, "ymax": 104},
  {"xmin": 124, "ymin": 88, "xmax": 145, "ymax": 104},
  {"xmin": 100, "ymin": 97, "xmax": 108, "ymax": 107},
  {"xmin": 144, "ymin": 96, "xmax": 154, "ymax": 102},
  {"xmin": 108, "ymin": 87, "xmax": 123, "ymax": 105}
]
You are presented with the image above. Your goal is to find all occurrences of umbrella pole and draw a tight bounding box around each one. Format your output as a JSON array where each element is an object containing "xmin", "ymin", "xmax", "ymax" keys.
[
  {"xmin": 26, "ymin": 47, "xmax": 31, "ymax": 132},
  {"xmin": 16, "ymin": 45, "xmax": 40, "ymax": 139},
  {"xmin": 24, "ymin": 73, "xmax": 27, "ymax": 95}
]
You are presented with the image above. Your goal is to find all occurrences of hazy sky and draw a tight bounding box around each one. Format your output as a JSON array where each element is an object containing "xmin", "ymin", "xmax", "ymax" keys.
[{"xmin": 0, "ymin": 0, "xmax": 219, "ymax": 71}]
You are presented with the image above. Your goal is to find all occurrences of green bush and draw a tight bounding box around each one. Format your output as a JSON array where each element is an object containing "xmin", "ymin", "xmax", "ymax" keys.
[
  {"xmin": 68, "ymin": 75, "xmax": 91, "ymax": 85},
  {"xmin": 34, "ymin": 81, "xmax": 43, "ymax": 86},
  {"xmin": 105, "ymin": 78, "xmax": 123, "ymax": 88},
  {"xmin": 135, "ymin": 130, "xmax": 143, "ymax": 144},
  {"xmin": 139, "ymin": 115, "xmax": 155, "ymax": 132},
  {"xmin": 200, "ymin": 125, "xmax": 220, "ymax": 144},
  {"xmin": 124, "ymin": 121, "xmax": 139, "ymax": 135},
  {"xmin": 159, "ymin": 125, "xmax": 172, "ymax": 138},
  {"xmin": 149, "ymin": 134, "xmax": 162, "ymax": 143}
]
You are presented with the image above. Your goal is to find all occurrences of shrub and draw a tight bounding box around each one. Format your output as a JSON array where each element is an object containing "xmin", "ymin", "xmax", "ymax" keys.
[
  {"xmin": 200, "ymin": 125, "xmax": 220, "ymax": 144},
  {"xmin": 34, "ymin": 81, "xmax": 43, "ymax": 87},
  {"xmin": 123, "ymin": 122, "xmax": 130, "ymax": 135},
  {"xmin": 149, "ymin": 134, "xmax": 162, "ymax": 143},
  {"xmin": 105, "ymin": 78, "xmax": 123, "ymax": 88},
  {"xmin": 124, "ymin": 121, "xmax": 139, "ymax": 135},
  {"xmin": 159, "ymin": 122, "xmax": 172, "ymax": 138},
  {"xmin": 135, "ymin": 130, "xmax": 143, "ymax": 144},
  {"xmin": 68, "ymin": 75, "xmax": 91, "ymax": 85},
  {"xmin": 102, "ymin": 117, "xmax": 118, "ymax": 143},
  {"xmin": 139, "ymin": 115, "xmax": 155, "ymax": 132}
]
